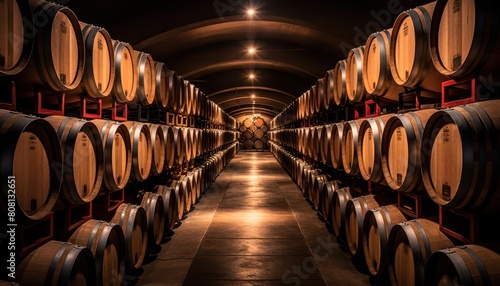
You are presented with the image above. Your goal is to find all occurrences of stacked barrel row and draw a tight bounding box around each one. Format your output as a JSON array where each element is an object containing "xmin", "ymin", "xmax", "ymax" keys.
[
  {"xmin": 0, "ymin": 0, "xmax": 236, "ymax": 128},
  {"xmin": 271, "ymin": 0, "xmax": 500, "ymax": 128},
  {"xmin": 238, "ymin": 116, "xmax": 269, "ymax": 150},
  {"xmin": 0, "ymin": 106, "xmax": 239, "ymax": 285}
]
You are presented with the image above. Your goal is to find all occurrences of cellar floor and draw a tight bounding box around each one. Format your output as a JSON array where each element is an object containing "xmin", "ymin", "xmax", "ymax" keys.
[{"xmin": 137, "ymin": 151, "xmax": 375, "ymax": 286}]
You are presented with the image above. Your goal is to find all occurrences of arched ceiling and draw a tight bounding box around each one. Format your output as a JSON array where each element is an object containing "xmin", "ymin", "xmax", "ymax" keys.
[{"xmin": 67, "ymin": 0, "xmax": 431, "ymax": 119}]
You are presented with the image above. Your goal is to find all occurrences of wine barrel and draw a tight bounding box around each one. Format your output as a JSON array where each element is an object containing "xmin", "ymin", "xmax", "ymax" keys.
[
  {"xmin": 170, "ymin": 179, "xmax": 186, "ymax": 221},
  {"xmin": 345, "ymin": 195, "xmax": 380, "ymax": 256},
  {"xmin": 342, "ymin": 119, "xmax": 363, "ymax": 175},
  {"xmin": 244, "ymin": 140, "xmax": 254, "ymax": 149},
  {"xmin": 44, "ymin": 115, "xmax": 104, "ymax": 204},
  {"xmin": 425, "ymin": 244, "xmax": 500, "ymax": 286},
  {"xmin": 388, "ymin": 219, "xmax": 454, "ymax": 286},
  {"xmin": 311, "ymin": 173, "xmax": 328, "ymax": 211},
  {"xmin": 91, "ymin": 119, "xmax": 132, "ymax": 191},
  {"xmin": 319, "ymin": 124, "xmax": 331, "ymax": 165},
  {"xmin": 315, "ymin": 77, "xmax": 326, "ymax": 113},
  {"xmin": 16, "ymin": 0, "xmax": 84, "ymax": 91},
  {"xmin": 123, "ymin": 121, "xmax": 152, "ymax": 182},
  {"xmin": 172, "ymin": 126, "xmax": 185, "ymax": 165},
  {"xmin": 111, "ymin": 40, "xmax": 137, "ymax": 103},
  {"xmin": 320, "ymin": 180, "xmax": 340, "ymax": 223},
  {"xmin": 111, "ymin": 203, "xmax": 148, "ymax": 270},
  {"xmin": 420, "ymin": 100, "xmax": 500, "ymax": 213},
  {"xmin": 160, "ymin": 125, "xmax": 175, "ymax": 169},
  {"xmin": 362, "ymin": 205, "xmax": 407, "ymax": 277},
  {"xmin": 69, "ymin": 219, "xmax": 125, "ymax": 286},
  {"xmin": 239, "ymin": 124, "xmax": 247, "ymax": 133},
  {"xmin": 334, "ymin": 59, "xmax": 349, "ymax": 106},
  {"xmin": 153, "ymin": 61, "xmax": 168, "ymax": 108},
  {"xmin": 357, "ymin": 114, "xmax": 393, "ymax": 183},
  {"xmin": 133, "ymin": 50, "xmax": 155, "ymax": 106},
  {"xmin": 381, "ymin": 109, "xmax": 438, "ymax": 192},
  {"xmin": 254, "ymin": 117, "xmax": 265, "ymax": 128},
  {"xmin": 154, "ymin": 185, "xmax": 178, "ymax": 233},
  {"xmin": 0, "ymin": 110, "xmax": 62, "ymax": 221},
  {"xmin": 182, "ymin": 127, "xmax": 193, "ymax": 162},
  {"xmin": 165, "ymin": 69, "xmax": 177, "ymax": 112},
  {"xmin": 324, "ymin": 70, "xmax": 335, "ymax": 110},
  {"xmin": 363, "ymin": 29, "xmax": 405, "ymax": 103},
  {"xmin": 260, "ymin": 124, "xmax": 269, "ymax": 133},
  {"xmin": 0, "ymin": 0, "xmax": 33, "ymax": 76},
  {"xmin": 140, "ymin": 192, "xmax": 165, "ymax": 246},
  {"xmin": 389, "ymin": 1, "xmax": 448, "ymax": 93},
  {"xmin": 430, "ymin": 0, "xmax": 500, "ymax": 81},
  {"xmin": 243, "ymin": 118, "xmax": 253, "ymax": 128},
  {"xmin": 249, "ymin": 125, "xmax": 258, "ymax": 132},
  {"xmin": 346, "ymin": 46, "xmax": 368, "ymax": 103},
  {"xmin": 17, "ymin": 240, "xmax": 96, "ymax": 286},
  {"xmin": 147, "ymin": 124, "xmax": 165, "ymax": 176},
  {"xmin": 174, "ymin": 76, "xmax": 186, "ymax": 114},
  {"xmin": 75, "ymin": 22, "xmax": 115, "ymax": 99},
  {"xmin": 254, "ymin": 139, "xmax": 264, "ymax": 150},
  {"xmin": 330, "ymin": 122, "xmax": 344, "ymax": 169},
  {"xmin": 331, "ymin": 186, "xmax": 353, "ymax": 237}
]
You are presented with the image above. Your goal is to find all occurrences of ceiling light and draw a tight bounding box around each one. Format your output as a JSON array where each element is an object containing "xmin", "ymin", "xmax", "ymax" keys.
[
  {"xmin": 251, "ymin": 94, "xmax": 255, "ymax": 98},
  {"xmin": 248, "ymin": 47, "xmax": 256, "ymax": 54},
  {"xmin": 247, "ymin": 9, "xmax": 255, "ymax": 16},
  {"xmin": 249, "ymin": 73, "xmax": 255, "ymax": 79}
]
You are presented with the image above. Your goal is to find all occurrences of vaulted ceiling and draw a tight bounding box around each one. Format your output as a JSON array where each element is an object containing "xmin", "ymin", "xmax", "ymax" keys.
[{"xmin": 67, "ymin": 0, "xmax": 431, "ymax": 120}]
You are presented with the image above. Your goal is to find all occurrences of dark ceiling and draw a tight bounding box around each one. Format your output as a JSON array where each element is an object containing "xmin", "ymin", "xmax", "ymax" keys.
[{"xmin": 66, "ymin": 0, "xmax": 431, "ymax": 120}]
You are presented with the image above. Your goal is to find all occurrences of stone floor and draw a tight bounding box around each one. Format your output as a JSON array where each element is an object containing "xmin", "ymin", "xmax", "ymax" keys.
[{"xmin": 138, "ymin": 151, "xmax": 377, "ymax": 285}]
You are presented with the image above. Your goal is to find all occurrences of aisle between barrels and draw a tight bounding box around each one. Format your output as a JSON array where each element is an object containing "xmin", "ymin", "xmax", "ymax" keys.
[{"xmin": 139, "ymin": 151, "xmax": 371, "ymax": 285}]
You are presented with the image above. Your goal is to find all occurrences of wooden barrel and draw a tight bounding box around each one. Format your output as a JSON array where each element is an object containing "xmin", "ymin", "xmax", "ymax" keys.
[
  {"xmin": 363, "ymin": 29, "xmax": 405, "ymax": 103},
  {"xmin": 357, "ymin": 114, "xmax": 393, "ymax": 183},
  {"xmin": 17, "ymin": 240, "xmax": 96, "ymax": 286},
  {"xmin": 182, "ymin": 127, "xmax": 193, "ymax": 162},
  {"xmin": 330, "ymin": 122, "xmax": 344, "ymax": 169},
  {"xmin": 425, "ymin": 244, "xmax": 500, "ymax": 286},
  {"xmin": 133, "ymin": 50, "xmax": 155, "ymax": 106},
  {"xmin": 147, "ymin": 124, "xmax": 165, "ymax": 176},
  {"xmin": 342, "ymin": 119, "xmax": 363, "ymax": 175},
  {"xmin": 345, "ymin": 195, "xmax": 380, "ymax": 256},
  {"xmin": 140, "ymin": 192, "xmax": 165, "ymax": 246},
  {"xmin": 388, "ymin": 219, "xmax": 454, "ymax": 286},
  {"xmin": 430, "ymin": 0, "xmax": 500, "ymax": 81},
  {"xmin": 160, "ymin": 125, "xmax": 175, "ymax": 169},
  {"xmin": 324, "ymin": 70, "xmax": 335, "ymax": 110},
  {"xmin": 243, "ymin": 118, "xmax": 253, "ymax": 128},
  {"xmin": 154, "ymin": 185, "xmax": 178, "ymax": 233},
  {"xmin": 331, "ymin": 186, "xmax": 353, "ymax": 237},
  {"xmin": 244, "ymin": 140, "xmax": 254, "ymax": 149},
  {"xmin": 314, "ymin": 77, "xmax": 326, "ymax": 113},
  {"xmin": 123, "ymin": 121, "xmax": 152, "ymax": 182},
  {"xmin": 381, "ymin": 109, "xmax": 439, "ymax": 192},
  {"xmin": 110, "ymin": 203, "xmax": 148, "ymax": 270},
  {"xmin": 362, "ymin": 205, "xmax": 407, "ymax": 277},
  {"xmin": 16, "ymin": 0, "xmax": 84, "ymax": 91},
  {"xmin": 308, "ymin": 86, "xmax": 316, "ymax": 116},
  {"xmin": 254, "ymin": 117, "xmax": 265, "ymax": 128},
  {"xmin": 254, "ymin": 139, "xmax": 264, "ymax": 150},
  {"xmin": 254, "ymin": 128, "xmax": 264, "ymax": 140},
  {"xmin": 320, "ymin": 180, "xmax": 340, "ymax": 223},
  {"xmin": 44, "ymin": 115, "xmax": 104, "ymax": 204},
  {"xmin": 111, "ymin": 40, "xmax": 137, "ymax": 103},
  {"xmin": 311, "ymin": 173, "xmax": 328, "ymax": 211},
  {"xmin": 173, "ymin": 76, "xmax": 185, "ymax": 114},
  {"xmin": 249, "ymin": 125, "xmax": 258, "ymax": 132},
  {"xmin": 243, "ymin": 129, "xmax": 253, "ymax": 140},
  {"xmin": 420, "ymin": 100, "xmax": 500, "ymax": 213},
  {"xmin": 319, "ymin": 124, "xmax": 331, "ymax": 165},
  {"xmin": 389, "ymin": 2, "xmax": 448, "ymax": 93},
  {"xmin": 334, "ymin": 59, "xmax": 349, "ymax": 106},
  {"xmin": 153, "ymin": 61, "xmax": 168, "ymax": 108},
  {"xmin": 0, "ymin": 0, "xmax": 33, "ymax": 76},
  {"xmin": 92, "ymin": 119, "xmax": 132, "ymax": 191},
  {"xmin": 0, "ymin": 110, "xmax": 62, "ymax": 221},
  {"xmin": 170, "ymin": 179, "xmax": 186, "ymax": 221},
  {"xmin": 260, "ymin": 124, "xmax": 268, "ymax": 133},
  {"xmin": 165, "ymin": 69, "xmax": 177, "ymax": 112},
  {"xmin": 346, "ymin": 46, "xmax": 368, "ymax": 103},
  {"xmin": 171, "ymin": 126, "xmax": 185, "ymax": 165},
  {"xmin": 239, "ymin": 124, "xmax": 247, "ymax": 133},
  {"xmin": 76, "ymin": 22, "xmax": 115, "ymax": 99},
  {"xmin": 69, "ymin": 219, "xmax": 125, "ymax": 286}
]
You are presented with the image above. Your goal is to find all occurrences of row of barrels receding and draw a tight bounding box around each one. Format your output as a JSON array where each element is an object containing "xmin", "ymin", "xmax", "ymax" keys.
[
  {"xmin": 239, "ymin": 116, "xmax": 269, "ymax": 150},
  {"xmin": 271, "ymin": 0, "xmax": 500, "ymax": 128},
  {"xmin": 269, "ymin": 99, "xmax": 500, "ymax": 214},
  {"xmin": 0, "ymin": 0, "xmax": 236, "ymax": 127},
  {"xmin": 269, "ymin": 141, "xmax": 500, "ymax": 286},
  {"xmin": 14, "ymin": 142, "xmax": 239, "ymax": 286},
  {"xmin": 0, "ymin": 108, "xmax": 239, "ymax": 222}
]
